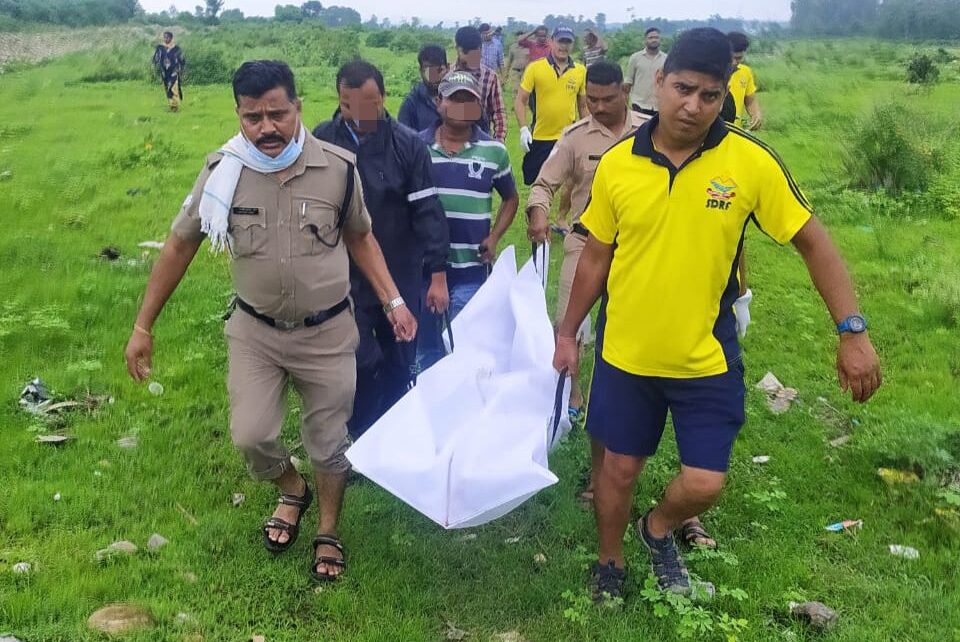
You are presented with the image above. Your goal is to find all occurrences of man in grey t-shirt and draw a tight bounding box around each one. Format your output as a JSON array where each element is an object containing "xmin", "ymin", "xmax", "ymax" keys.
[{"xmin": 623, "ymin": 27, "xmax": 667, "ymax": 114}]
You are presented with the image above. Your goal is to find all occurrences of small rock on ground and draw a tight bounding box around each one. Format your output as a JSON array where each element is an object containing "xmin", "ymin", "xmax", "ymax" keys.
[
  {"xmin": 87, "ymin": 603, "xmax": 154, "ymax": 635},
  {"xmin": 95, "ymin": 540, "xmax": 137, "ymax": 561},
  {"xmin": 147, "ymin": 533, "xmax": 169, "ymax": 551},
  {"xmin": 789, "ymin": 601, "xmax": 838, "ymax": 631}
]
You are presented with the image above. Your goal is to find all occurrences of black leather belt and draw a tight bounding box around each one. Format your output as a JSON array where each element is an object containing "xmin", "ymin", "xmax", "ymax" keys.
[
  {"xmin": 236, "ymin": 297, "xmax": 349, "ymax": 330},
  {"xmin": 571, "ymin": 222, "xmax": 589, "ymax": 238}
]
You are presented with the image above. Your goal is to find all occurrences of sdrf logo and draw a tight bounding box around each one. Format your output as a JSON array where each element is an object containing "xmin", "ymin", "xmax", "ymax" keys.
[{"xmin": 705, "ymin": 176, "xmax": 737, "ymax": 211}]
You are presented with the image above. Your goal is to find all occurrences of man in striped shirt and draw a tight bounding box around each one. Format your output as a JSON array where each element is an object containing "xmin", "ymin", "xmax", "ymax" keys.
[{"xmin": 416, "ymin": 71, "xmax": 519, "ymax": 370}]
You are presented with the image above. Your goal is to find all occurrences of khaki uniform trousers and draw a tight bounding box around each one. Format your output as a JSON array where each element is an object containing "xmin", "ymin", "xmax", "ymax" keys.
[
  {"xmin": 556, "ymin": 231, "xmax": 587, "ymax": 325},
  {"xmin": 225, "ymin": 306, "xmax": 359, "ymax": 480}
]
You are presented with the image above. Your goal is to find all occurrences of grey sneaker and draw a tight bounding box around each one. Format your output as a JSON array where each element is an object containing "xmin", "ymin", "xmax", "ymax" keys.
[{"xmin": 637, "ymin": 510, "xmax": 691, "ymax": 595}]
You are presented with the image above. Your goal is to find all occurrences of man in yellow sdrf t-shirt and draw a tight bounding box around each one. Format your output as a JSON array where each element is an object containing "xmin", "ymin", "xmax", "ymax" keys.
[
  {"xmin": 514, "ymin": 26, "xmax": 587, "ymax": 186},
  {"xmin": 553, "ymin": 28, "xmax": 881, "ymax": 601},
  {"xmin": 727, "ymin": 31, "xmax": 763, "ymax": 130}
]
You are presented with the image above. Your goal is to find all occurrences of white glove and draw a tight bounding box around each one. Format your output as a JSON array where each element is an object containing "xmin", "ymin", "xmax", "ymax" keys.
[
  {"xmin": 519, "ymin": 126, "xmax": 533, "ymax": 153},
  {"xmin": 734, "ymin": 288, "xmax": 753, "ymax": 339}
]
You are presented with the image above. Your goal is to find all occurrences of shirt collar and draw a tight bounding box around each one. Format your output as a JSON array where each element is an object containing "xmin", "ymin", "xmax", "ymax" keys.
[
  {"xmin": 632, "ymin": 114, "xmax": 728, "ymax": 159},
  {"xmin": 547, "ymin": 53, "xmax": 575, "ymax": 74},
  {"xmin": 586, "ymin": 111, "xmax": 633, "ymax": 138},
  {"xmin": 424, "ymin": 123, "xmax": 483, "ymax": 152}
]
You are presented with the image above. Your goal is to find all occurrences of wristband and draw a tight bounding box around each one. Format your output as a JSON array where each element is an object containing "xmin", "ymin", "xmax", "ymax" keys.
[
  {"xmin": 383, "ymin": 296, "xmax": 406, "ymax": 314},
  {"xmin": 133, "ymin": 324, "xmax": 153, "ymax": 338}
]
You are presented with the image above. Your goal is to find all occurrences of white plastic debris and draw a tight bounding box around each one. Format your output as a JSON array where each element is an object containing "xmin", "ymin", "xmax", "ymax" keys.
[
  {"xmin": 889, "ymin": 545, "xmax": 919, "ymax": 560},
  {"xmin": 53, "ymin": 492, "xmax": 61, "ymax": 501},
  {"xmin": 755, "ymin": 372, "xmax": 799, "ymax": 414},
  {"xmin": 752, "ymin": 455, "xmax": 770, "ymax": 464},
  {"xmin": 11, "ymin": 562, "xmax": 31, "ymax": 574},
  {"xmin": 147, "ymin": 382, "xmax": 164, "ymax": 396}
]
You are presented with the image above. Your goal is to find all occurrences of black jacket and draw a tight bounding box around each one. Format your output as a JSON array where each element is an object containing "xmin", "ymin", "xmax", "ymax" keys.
[{"xmin": 313, "ymin": 111, "xmax": 448, "ymax": 308}]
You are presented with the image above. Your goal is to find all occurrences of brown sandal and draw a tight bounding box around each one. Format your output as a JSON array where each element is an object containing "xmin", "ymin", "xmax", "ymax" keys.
[
  {"xmin": 677, "ymin": 520, "xmax": 717, "ymax": 549},
  {"xmin": 262, "ymin": 477, "xmax": 312, "ymax": 554},
  {"xmin": 311, "ymin": 534, "xmax": 346, "ymax": 582}
]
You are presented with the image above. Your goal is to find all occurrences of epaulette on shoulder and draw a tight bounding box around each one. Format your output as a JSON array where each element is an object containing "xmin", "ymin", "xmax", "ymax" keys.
[
  {"xmin": 562, "ymin": 117, "xmax": 591, "ymax": 137},
  {"xmin": 205, "ymin": 151, "xmax": 224, "ymax": 168}
]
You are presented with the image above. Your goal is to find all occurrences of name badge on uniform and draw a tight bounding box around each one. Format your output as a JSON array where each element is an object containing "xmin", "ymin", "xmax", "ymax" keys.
[
  {"xmin": 232, "ymin": 207, "xmax": 261, "ymax": 216},
  {"xmin": 588, "ymin": 155, "xmax": 602, "ymax": 161}
]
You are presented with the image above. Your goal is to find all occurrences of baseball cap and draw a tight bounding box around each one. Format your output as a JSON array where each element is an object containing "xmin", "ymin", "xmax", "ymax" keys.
[
  {"xmin": 553, "ymin": 26, "xmax": 575, "ymax": 42},
  {"xmin": 438, "ymin": 70, "xmax": 482, "ymax": 99}
]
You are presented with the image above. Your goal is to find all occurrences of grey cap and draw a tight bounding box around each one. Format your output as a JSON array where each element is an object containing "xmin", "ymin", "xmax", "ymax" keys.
[{"xmin": 438, "ymin": 70, "xmax": 482, "ymax": 99}]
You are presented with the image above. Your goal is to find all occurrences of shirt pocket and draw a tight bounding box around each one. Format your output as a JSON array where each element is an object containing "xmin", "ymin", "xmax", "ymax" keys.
[
  {"xmin": 295, "ymin": 195, "xmax": 340, "ymax": 256},
  {"xmin": 227, "ymin": 206, "xmax": 268, "ymax": 258}
]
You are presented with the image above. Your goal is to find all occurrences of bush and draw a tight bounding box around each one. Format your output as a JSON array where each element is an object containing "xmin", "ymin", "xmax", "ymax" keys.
[
  {"xmin": 78, "ymin": 47, "xmax": 151, "ymax": 83},
  {"xmin": 934, "ymin": 47, "xmax": 956, "ymax": 64},
  {"xmin": 906, "ymin": 52, "xmax": 939, "ymax": 84},
  {"xmin": 386, "ymin": 28, "xmax": 449, "ymax": 55},
  {"xmin": 365, "ymin": 29, "xmax": 394, "ymax": 48},
  {"xmin": 275, "ymin": 25, "xmax": 360, "ymax": 68},
  {"xmin": 840, "ymin": 103, "xmax": 944, "ymax": 194},
  {"xmin": 183, "ymin": 47, "xmax": 232, "ymax": 85},
  {"xmin": 607, "ymin": 28, "xmax": 671, "ymax": 63}
]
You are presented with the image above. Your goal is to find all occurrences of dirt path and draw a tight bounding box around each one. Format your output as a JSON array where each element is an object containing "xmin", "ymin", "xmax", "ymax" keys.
[{"xmin": 0, "ymin": 25, "xmax": 174, "ymax": 72}]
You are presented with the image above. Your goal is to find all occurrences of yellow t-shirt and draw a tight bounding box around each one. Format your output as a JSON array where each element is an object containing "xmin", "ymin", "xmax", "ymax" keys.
[
  {"xmin": 728, "ymin": 64, "xmax": 757, "ymax": 122},
  {"xmin": 581, "ymin": 118, "xmax": 812, "ymax": 378},
  {"xmin": 520, "ymin": 56, "xmax": 587, "ymax": 141}
]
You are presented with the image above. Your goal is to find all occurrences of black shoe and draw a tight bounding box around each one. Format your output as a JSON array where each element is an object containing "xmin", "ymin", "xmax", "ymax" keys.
[
  {"xmin": 637, "ymin": 510, "xmax": 691, "ymax": 595},
  {"xmin": 590, "ymin": 559, "xmax": 626, "ymax": 603}
]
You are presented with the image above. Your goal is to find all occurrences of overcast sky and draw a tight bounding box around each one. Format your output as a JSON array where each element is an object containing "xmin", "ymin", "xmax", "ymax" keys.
[{"xmin": 142, "ymin": 0, "xmax": 792, "ymax": 25}]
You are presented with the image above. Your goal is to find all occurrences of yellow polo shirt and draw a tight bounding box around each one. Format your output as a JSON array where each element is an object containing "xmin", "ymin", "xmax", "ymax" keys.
[
  {"xmin": 581, "ymin": 117, "xmax": 813, "ymax": 378},
  {"xmin": 520, "ymin": 56, "xmax": 586, "ymax": 141},
  {"xmin": 728, "ymin": 64, "xmax": 757, "ymax": 122}
]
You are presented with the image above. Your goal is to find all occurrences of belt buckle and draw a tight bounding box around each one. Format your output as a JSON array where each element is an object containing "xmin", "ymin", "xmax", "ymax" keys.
[{"xmin": 276, "ymin": 319, "xmax": 299, "ymax": 331}]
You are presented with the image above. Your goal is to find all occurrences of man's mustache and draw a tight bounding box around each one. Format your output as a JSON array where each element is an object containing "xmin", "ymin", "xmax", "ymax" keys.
[{"xmin": 256, "ymin": 134, "xmax": 286, "ymax": 146}]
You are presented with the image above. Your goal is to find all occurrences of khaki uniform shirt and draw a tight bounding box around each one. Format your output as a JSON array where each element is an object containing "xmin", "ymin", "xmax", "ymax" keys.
[
  {"xmin": 625, "ymin": 49, "xmax": 667, "ymax": 111},
  {"xmin": 507, "ymin": 42, "xmax": 529, "ymax": 71},
  {"xmin": 171, "ymin": 131, "xmax": 372, "ymax": 324},
  {"xmin": 526, "ymin": 110, "xmax": 649, "ymax": 224}
]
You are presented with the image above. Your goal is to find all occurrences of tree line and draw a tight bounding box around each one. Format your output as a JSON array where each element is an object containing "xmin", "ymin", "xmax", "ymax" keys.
[
  {"xmin": 791, "ymin": 0, "xmax": 960, "ymax": 39},
  {"xmin": 4, "ymin": 0, "xmax": 960, "ymax": 39}
]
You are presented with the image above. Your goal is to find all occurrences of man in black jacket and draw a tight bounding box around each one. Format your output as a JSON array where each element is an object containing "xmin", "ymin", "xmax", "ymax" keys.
[{"xmin": 314, "ymin": 60, "xmax": 449, "ymax": 438}]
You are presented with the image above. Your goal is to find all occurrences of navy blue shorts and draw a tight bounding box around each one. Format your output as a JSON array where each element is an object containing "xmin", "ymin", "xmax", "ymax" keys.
[{"xmin": 585, "ymin": 357, "xmax": 746, "ymax": 472}]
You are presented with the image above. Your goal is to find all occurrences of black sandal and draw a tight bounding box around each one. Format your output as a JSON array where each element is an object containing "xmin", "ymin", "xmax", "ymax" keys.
[
  {"xmin": 311, "ymin": 534, "xmax": 346, "ymax": 582},
  {"xmin": 590, "ymin": 559, "xmax": 626, "ymax": 603},
  {"xmin": 677, "ymin": 519, "xmax": 717, "ymax": 550},
  {"xmin": 262, "ymin": 477, "xmax": 313, "ymax": 554}
]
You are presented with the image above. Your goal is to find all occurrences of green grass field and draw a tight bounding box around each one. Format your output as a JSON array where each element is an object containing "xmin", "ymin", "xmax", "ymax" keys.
[{"xmin": 1, "ymin": 28, "xmax": 959, "ymax": 641}]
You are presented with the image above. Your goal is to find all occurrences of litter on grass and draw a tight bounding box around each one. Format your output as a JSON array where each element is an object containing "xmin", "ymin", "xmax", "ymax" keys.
[
  {"xmin": 889, "ymin": 544, "xmax": 920, "ymax": 559},
  {"xmin": 877, "ymin": 468, "xmax": 920, "ymax": 485},
  {"xmin": 755, "ymin": 372, "xmax": 799, "ymax": 414},
  {"xmin": 825, "ymin": 519, "xmax": 863, "ymax": 532}
]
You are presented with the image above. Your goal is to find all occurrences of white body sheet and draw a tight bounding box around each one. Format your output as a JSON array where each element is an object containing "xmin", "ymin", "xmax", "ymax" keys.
[{"xmin": 346, "ymin": 245, "xmax": 571, "ymax": 528}]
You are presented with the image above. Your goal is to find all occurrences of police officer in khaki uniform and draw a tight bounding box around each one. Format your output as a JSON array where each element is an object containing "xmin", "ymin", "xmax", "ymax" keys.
[
  {"xmin": 526, "ymin": 59, "xmax": 647, "ymax": 501},
  {"xmin": 124, "ymin": 61, "xmax": 416, "ymax": 582}
]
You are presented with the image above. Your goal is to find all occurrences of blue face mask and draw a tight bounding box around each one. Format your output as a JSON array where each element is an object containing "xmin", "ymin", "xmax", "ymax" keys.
[{"xmin": 240, "ymin": 124, "xmax": 304, "ymax": 170}]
